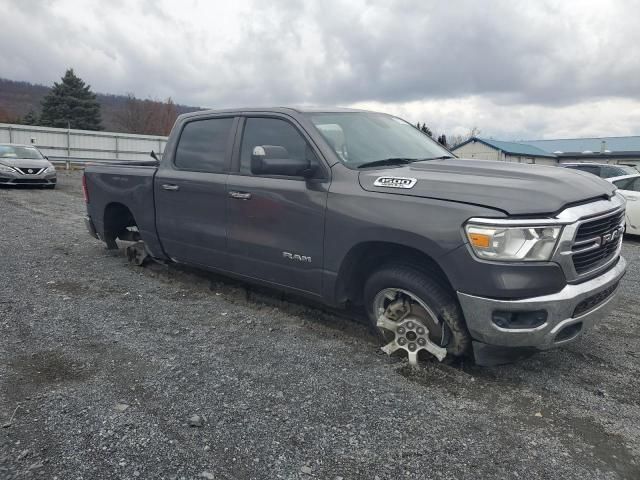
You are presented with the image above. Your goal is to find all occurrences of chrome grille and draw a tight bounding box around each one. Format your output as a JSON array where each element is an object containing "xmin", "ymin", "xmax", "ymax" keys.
[
  {"xmin": 572, "ymin": 237, "xmax": 621, "ymax": 274},
  {"xmin": 570, "ymin": 209, "xmax": 624, "ymax": 275},
  {"xmin": 16, "ymin": 167, "xmax": 44, "ymax": 175},
  {"xmin": 574, "ymin": 210, "xmax": 625, "ymax": 243}
]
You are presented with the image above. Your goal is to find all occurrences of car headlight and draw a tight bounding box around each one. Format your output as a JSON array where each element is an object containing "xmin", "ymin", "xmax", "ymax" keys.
[
  {"xmin": 0, "ymin": 164, "xmax": 15, "ymax": 173},
  {"xmin": 44, "ymin": 165, "xmax": 56, "ymax": 174},
  {"xmin": 465, "ymin": 221, "xmax": 562, "ymax": 261}
]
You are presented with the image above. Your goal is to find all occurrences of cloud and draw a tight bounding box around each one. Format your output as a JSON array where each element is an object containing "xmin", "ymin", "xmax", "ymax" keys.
[{"xmin": 1, "ymin": 0, "xmax": 639, "ymax": 138}]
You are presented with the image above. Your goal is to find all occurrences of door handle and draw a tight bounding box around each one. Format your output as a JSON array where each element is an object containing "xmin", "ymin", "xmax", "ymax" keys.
[
  {"xmin": 624, "ymin": 195, "xmax": 638, "ymax": 202},
  {"xmin": 161, "ymin": 184, "xmax": 180, "ymax": 191},
  {"xmin": 229, "ymin": 191, "xmax": 252, "ymax": 200}
]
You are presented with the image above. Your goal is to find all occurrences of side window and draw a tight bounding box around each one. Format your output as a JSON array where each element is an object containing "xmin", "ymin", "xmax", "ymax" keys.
[
  {"xmin": 240, "ymin": 117, "xmax": 318, "ymax": 175},
  {"xmin": 175, "ymin": 117, "xmax": 234, "ymax": 172},
  {"xmin": 630, "ymin": 178, "xmax": 640, "ymax": 192},
  {"xmin": 602, "ymin": 166, "xmax": 623, "ymax": 178},
  {"xmin": 613, "ymin": 178, "xmax": 632, "ymax": 190}
]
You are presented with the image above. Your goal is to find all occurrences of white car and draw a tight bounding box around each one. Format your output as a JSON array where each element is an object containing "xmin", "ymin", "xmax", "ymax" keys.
[
  {"xmin": 0, "ymin": 143, "xmax": 57, "ymax": 188},
  {"xmin": 608, "ymin": 174, "xmax": 640, "ymax": 235}
]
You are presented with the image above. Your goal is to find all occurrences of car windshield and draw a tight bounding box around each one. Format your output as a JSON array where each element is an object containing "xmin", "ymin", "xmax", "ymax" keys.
[
  {"xmin": 0, "ymin": 145, "xmax": 43, "ymax": 160},
  {"xmin": 308, "ymin": 112, "xmax": 452, "ymax": 168}
]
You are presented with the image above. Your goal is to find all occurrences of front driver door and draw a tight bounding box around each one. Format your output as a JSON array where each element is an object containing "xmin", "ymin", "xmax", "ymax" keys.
[{"xmin": 225, "ymin": 116, "xmax": 329, "ymax": 295}]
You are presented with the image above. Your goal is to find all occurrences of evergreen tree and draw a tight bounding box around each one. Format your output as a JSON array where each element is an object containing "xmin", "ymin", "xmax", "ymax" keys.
[
  {"xmin": 421, "ymin": 124, "xmax": 432, "ymax": 137},
  {"xmin": 437, "ymin": 134, "xmax": 448, "ymax": 147},
  {"xmin": 40, "ymin": 69, "xmax": 103, "ymax": 130},
  {"xmin": 22, "ymin": 109, "xmax": 39, "ymax": 125}
]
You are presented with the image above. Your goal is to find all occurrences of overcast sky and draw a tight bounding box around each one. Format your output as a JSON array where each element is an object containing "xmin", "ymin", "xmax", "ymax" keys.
[{"xmin": 1, "ymin": 0, "xmax": 639, "ymax": 139}]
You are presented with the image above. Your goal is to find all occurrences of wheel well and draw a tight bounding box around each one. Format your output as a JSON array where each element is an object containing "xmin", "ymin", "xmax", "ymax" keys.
[
  {"xmin": 103, "ymin": 202, "xmax": 137, "ymax": 244},
  {"xmin": 335, "ymin": 242, "xmax": 453, "ymax": 306}
]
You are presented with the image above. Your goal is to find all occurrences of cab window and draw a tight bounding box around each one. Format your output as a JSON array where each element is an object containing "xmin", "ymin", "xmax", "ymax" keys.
[
  {"xmin": 239, "ymin": 117, "xmax": 319, "ymax": 175},
  {"xmin": 175, "ymin": 117, "xmax": 234, "ymax": 173}
]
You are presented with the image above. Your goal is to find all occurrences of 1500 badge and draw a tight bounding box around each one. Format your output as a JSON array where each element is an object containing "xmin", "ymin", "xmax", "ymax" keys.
[{"xmin": 373, "ymin": 176, "xmax": 417, "ymax": 189}]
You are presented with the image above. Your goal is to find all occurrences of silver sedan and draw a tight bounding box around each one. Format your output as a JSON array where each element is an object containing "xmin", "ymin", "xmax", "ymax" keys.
[{"xmin": 0, "ymin": 143, "xmax": 57, "ymax": 188}]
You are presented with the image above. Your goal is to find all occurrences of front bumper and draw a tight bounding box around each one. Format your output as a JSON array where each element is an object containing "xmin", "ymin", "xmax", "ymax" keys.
[
  {"xmin": 0, "ymin": 171, "xmax": 56, "ymax": 186},
  {"xmin": 457, "ymin": 256, "xmax": 626, "ymax": 349}
]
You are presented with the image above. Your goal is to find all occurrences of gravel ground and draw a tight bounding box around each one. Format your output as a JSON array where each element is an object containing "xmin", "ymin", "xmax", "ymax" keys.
[{"xmin": 0, "ymin": 170, "xmax": 639, "ymax": 480}]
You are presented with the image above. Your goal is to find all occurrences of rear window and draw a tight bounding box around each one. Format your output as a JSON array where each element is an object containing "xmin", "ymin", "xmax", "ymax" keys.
[{"xmin": 174, "ymin": 118, "xmax": 234, "ymax": 173}]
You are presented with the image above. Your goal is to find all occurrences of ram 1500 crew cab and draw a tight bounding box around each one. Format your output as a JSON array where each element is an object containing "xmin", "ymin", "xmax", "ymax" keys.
[{"xmin": 83, "ymin": 108, "xmax": 627, "ymax": 365}]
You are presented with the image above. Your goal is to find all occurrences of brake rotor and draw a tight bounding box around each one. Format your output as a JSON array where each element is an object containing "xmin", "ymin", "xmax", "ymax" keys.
[{"xmin": 374, "ymin": 289, "xmax": 447, "ymax": 365}]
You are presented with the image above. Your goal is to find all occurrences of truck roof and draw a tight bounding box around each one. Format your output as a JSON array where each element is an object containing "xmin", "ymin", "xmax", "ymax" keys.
[{"xmin": 178, "ymin": 106, "xmax": 377, "ymax": 121}]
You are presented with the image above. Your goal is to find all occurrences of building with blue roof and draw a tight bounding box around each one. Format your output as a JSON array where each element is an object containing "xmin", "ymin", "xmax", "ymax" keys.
[{"xmin": 452, "ymin": 136, "xmax": 640, "ymax": 166}]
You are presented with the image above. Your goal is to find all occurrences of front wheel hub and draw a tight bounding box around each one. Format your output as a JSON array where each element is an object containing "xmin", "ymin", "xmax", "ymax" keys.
[{"xmin": 374, "ymin": 288, "xmax": 448, "ymax": 365}]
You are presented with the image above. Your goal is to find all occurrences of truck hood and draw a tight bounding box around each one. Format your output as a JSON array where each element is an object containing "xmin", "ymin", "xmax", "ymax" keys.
[
  {"xmin": 0, "ymin": 158, "xmax": 52, "ymax": 169},
  {"xmin": 358, "ymin": 158, "xmax": 616, "ymax": 215}
]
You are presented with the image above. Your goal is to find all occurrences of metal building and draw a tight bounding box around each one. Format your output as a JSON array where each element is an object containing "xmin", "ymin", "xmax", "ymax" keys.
[
  {"xmin": 452, "ymin": 136, "xmax": 640, "ymax": 167},
  {"xmin": 0, "ymin": 123, "xmax": 168, "ymax": 162},
  {"xmin": 452, "ymin": 138, "xmax": 557, "ymax": 165}
]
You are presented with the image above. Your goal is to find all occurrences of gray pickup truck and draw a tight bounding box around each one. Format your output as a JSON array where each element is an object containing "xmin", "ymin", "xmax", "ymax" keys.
[{"xmin": 83, "ymin": 107, "xmax": 627, "ymax": 365}]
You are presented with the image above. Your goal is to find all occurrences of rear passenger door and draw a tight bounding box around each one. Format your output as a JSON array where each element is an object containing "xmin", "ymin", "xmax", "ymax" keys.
[
  {"xmin": 155, "ymin": 116, "xmax": 238, "ymax": 268},
  {"xmin": 225, "ymin": 116, "xmax": 329, "ymax": 295}
]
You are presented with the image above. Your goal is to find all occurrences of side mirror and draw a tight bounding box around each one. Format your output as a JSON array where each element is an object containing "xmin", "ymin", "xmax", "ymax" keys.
[{"xmin": 251, "ymin": 145, "xmax": 315, "ymax": 177}]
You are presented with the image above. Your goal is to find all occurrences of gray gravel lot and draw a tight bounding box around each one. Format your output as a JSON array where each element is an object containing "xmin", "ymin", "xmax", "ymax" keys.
[{"xmin": 1, "ymin": 170, "xmax": 639, "ymax": 480}]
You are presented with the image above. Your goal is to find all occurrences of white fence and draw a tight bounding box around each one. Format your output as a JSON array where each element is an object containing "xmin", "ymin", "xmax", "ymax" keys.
[{"xmin": 0, "ymin": 123, "xmax": 168, "ymax": 162}]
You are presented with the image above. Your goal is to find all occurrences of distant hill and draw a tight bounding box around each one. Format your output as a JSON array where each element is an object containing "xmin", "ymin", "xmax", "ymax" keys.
[{"xmin": 0, "ymin": 77, "xmax": 202, "ymax": 134}]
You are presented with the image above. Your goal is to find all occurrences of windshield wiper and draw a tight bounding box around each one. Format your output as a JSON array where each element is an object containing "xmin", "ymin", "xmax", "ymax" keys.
[
  {"xmin": 357, "ymin": 157, "xmax": 417, "ymax": 169},
  {"xmin": 357, "ymin": 156, "xmax": 453, "ymax": 169}
]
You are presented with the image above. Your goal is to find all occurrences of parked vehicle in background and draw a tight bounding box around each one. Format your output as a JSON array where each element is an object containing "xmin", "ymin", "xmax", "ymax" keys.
[
  {"xmin": 562, "ymin": 162, "xmax": 637, "ymax": 179},
  {"xmin": 0, "ymin": 143, "xmax": 57, "ymax": 188},
  {"xmin": 608, "ymin": 174, "xmax": 640, "ymax": 235},
  {"xmin": 82, "ymin": 107, "xmax": 627, "ymax": 366}
]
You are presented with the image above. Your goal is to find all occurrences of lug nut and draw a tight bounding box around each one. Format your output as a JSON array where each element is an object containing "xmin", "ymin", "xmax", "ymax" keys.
[
  {"xmin": 417, "ymin": 337, "xmax": 426, "ymax": 346},
  {"xmin": 398, "ymin": 337, "xmax": 407, "ymax": 346},
  {"xmin": 397, "ymin": 327, "xmax": 406, "ymax": 335},
  {"xmin": 408, "ymin": 343, "xmax": 416, "ymax": 351},
  {"xmin": 416, "ymin": 327, "xmax": 425, "ymax": 335},
  {"xmin": 406, "ymin": 321, "xmax": 415, "ymax": 329}
]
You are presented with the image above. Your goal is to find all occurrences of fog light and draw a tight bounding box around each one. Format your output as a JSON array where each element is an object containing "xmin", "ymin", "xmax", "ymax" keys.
[{"xmin": 492, "ymin": 310, "xmax": 547, "ymax": 329}]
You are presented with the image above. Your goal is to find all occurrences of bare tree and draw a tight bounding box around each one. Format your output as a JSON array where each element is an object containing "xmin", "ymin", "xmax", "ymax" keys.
[
  {"xmin": 114, "ymin": 95, "xmax": 178, "ymax": 136},
  {"xmin": 114, "ymin": 94, "xmax": 152, "ymax": 134},
  {"xmin": 448, "ymin": 126, "xmax": 481, "ymax": 148},
  {"xmin": 0, "ymin": 106, "xmax": 20, "ymax": 124},
  {"xmin": 150, "ymin": 97, "xmax": 178, "ymax": 136}
]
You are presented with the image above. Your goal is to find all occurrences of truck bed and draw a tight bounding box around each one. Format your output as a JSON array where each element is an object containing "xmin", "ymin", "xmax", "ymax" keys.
[{"xmin": 84, "ymin": 163, "xmax": 161, "ymax": 255}]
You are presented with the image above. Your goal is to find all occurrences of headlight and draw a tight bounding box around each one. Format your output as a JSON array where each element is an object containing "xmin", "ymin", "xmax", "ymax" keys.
[
  {"xmin": 465, "ymin": 222, "xmax": 562, "ymax": 261},
  {"xmin": 44, "ymin": 165, "xmax": 56, "ymax": 173},
  {"xmin": 0, "ymin": 164, "xmax": 15, "ymax": 173}
]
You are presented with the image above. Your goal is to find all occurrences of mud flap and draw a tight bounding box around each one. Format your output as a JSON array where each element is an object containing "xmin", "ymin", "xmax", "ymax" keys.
[{"xmin": 472, "ymin": 341, "xmax": 537, "ymax": 367}]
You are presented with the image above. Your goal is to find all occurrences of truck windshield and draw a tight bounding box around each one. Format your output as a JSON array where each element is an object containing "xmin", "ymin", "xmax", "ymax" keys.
[
  {"xmin": 0, "ymin": 145, "xmax": 44, "ymax": 160},
  {"xmin": 308, "ymin": 112, "xmax": 453, "ymax": 168}
]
